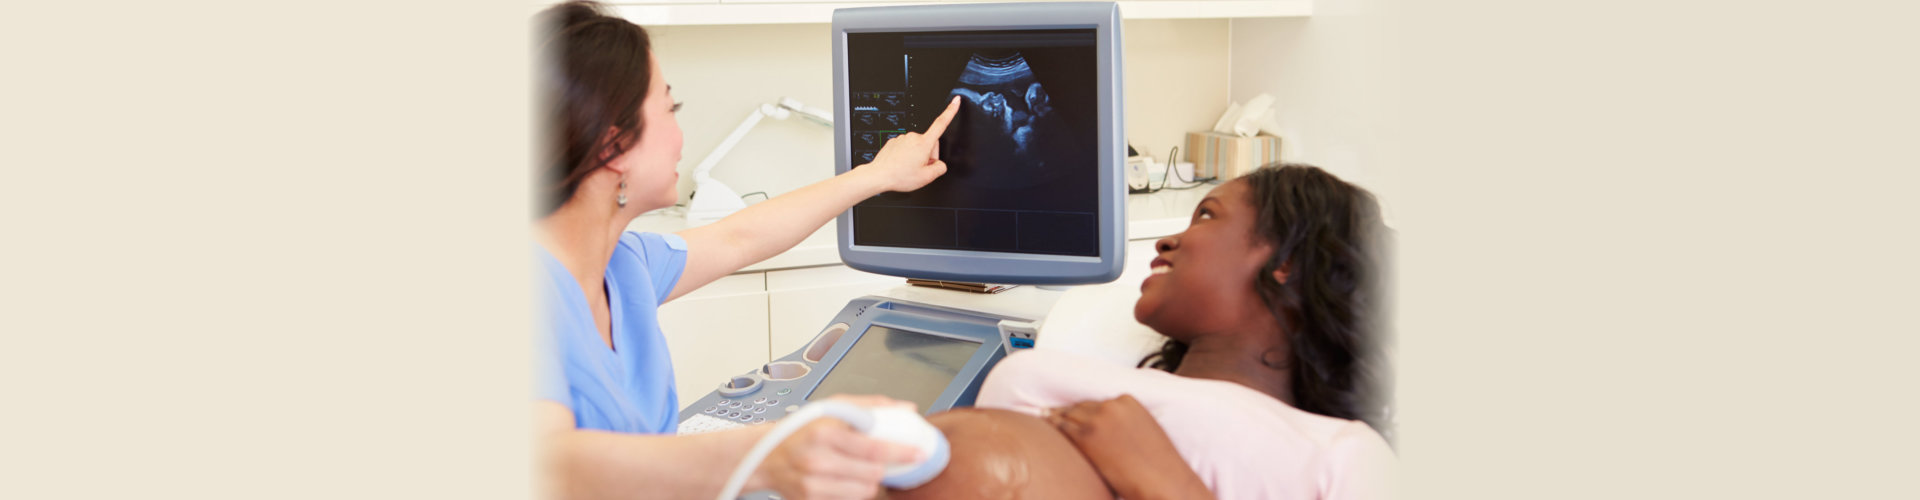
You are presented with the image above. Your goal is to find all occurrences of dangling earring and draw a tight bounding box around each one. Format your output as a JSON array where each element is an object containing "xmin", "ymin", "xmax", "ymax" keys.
[{"xmin": 616, "ymin": 180, "xmax": 628, "ymax": 207}]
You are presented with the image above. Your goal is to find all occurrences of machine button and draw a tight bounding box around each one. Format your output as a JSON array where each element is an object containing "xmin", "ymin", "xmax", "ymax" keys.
[
  {"xmin": 737, "ymin": 414, "xmax": 752, "ymax": 422},
  {"xmin": 704, "ymin": 406, "xmax": 717, "ymax": 414},
  {"xmin": 729, "ymin": 401, "xmax": 743, "ymax": 409},
  {"xmin": 754, "ymin": 397, "xmax": 767, "ymax": 404},
  {"xmin": 777, "ymin": 388, "xmax": 791, "ymax": 396},
  {"xmin": 754, "ymin": 406, "xmax": 766, "ymax": 414},
  {"xmin": 765, "ymin": 399, "xmax": 779, "ymax": 406},
  {"xmin": 754, "ymin": 417, "xmax": 767, "ymax": 423},
  {"xmin": 728, "ymin": 411, "xmax": 741, "ymax": 418}
]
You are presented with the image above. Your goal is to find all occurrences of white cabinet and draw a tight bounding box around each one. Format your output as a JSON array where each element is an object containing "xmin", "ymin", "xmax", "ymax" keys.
[
  {"xmin": 656, "ymin": 264, "xmax": 904, "ymax": 410},
  {"xmin": 656, "ymin": 272, "xmax": 770, "ymax": 409},
  {"xmin": 766, "ymin": 265, "xmax": 903, "ymax": 357}
]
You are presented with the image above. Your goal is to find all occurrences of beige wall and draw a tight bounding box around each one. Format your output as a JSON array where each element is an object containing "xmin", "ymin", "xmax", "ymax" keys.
[
  {"xmin": 1228, "ymin": 0, "xmax": 1398, "ymax": 224},
  {"xmin": 650, "ymin": 19, "xmax": 1231, "ymax": 207},
  {"xmin": 1120, "ymin": 19, "xmax": 1232, "ymax": 163},
  {"xmin": 650, "ymin": 23, "xmax": 838, "ymax": 206}
]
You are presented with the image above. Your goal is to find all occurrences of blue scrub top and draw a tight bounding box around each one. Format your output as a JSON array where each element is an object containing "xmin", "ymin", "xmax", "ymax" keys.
[{"xmin": 535, "ymin": 231, "xmax": 688, "ymax": 434}]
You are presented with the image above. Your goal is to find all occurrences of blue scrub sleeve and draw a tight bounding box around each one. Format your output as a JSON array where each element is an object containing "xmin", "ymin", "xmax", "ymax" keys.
[
  {"xmin": 532, "ymin": 257, "xmax": 575, "ymax": 408},
  {"xmin": 534, "ymin": 321, "xmax": 571, "ymax": 407},
  {"xmin": 621, "ymin": 231, "xmax": 689, "ymax": 304}
]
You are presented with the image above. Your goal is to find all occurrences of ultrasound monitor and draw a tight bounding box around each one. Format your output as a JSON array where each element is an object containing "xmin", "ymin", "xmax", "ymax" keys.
[{"xmin": 832, "ymin": 2, "xmax": 1126, "ymax": 285}]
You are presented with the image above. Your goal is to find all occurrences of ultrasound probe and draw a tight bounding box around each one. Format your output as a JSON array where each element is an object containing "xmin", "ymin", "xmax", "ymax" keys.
[{"xmin": 713, "ymin": 401, "xmax": 951, "ymax": 500}]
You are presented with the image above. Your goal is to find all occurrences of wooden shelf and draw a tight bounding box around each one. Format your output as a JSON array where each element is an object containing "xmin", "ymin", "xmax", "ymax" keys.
[{"xmin": 605, "ymin": 0, "xmax": 1311, "ymax": 26}]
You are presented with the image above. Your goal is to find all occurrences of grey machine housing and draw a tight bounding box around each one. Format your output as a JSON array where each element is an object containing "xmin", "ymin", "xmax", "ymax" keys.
[{"xmin": 831, "ymin": 2, "xmax": 1127, "ymax": 286}]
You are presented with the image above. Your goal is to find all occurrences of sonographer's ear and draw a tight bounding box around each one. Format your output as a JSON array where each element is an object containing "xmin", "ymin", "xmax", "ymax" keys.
[{"xmin": 597, "ymin": 126, "xmax": 630, "ymax": 173}]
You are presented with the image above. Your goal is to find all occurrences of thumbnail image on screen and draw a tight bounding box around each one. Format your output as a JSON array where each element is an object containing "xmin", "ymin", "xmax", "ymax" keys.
[
  {"xmin": 846, "ymin": 29, "xmax": 1098, "ymax": 257},
  {"xmin": 807, "ymin": 325, "xmax": 982, "ymax": 412}
]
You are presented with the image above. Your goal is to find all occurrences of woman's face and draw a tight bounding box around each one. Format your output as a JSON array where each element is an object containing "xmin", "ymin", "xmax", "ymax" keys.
[
  {"xmin": 1134, "ymin": 179, "xmax": 1276, "ymax": 340},
  {"xmin": 608, "ymin": 57, "xmax": 683, "ymax": 212}
]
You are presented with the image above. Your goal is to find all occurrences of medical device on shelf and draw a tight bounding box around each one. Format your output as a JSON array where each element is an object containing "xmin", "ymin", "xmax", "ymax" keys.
[
  {"xmin": 686, "ymin": 97, "xmax": 834, "ymax": 226},
  {"xmin": 683, "ymin": 3, "xmax": 1125, "ymax": 497}
]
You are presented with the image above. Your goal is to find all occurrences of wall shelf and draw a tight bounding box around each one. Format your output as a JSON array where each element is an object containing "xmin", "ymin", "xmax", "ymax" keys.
[{"xmin": 605, "ymin": 0, "xmax": 1311, "ymax": 26}]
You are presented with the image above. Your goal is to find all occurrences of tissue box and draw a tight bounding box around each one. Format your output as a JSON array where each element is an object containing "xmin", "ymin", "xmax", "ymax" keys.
[{"xmin": 1185, "ymin": 131, "xmax": 1281, "ymax": 181}]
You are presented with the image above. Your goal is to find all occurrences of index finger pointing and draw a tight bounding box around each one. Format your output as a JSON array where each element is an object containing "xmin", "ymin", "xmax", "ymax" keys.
[{"xmin": 923, "ymin": 95, "xmax": 962, "ymax": 140}]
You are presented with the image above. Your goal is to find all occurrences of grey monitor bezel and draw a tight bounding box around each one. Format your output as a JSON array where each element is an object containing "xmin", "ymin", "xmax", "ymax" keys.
[{"xmin": 831, "ymin": 2, "xmax": 1126, "ymax": 285}]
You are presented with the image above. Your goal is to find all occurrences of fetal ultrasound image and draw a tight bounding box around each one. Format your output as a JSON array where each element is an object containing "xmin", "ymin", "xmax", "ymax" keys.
[
  {"xmin": 938, "ymin": 52, "xmax": 1072, "ymax": 190},
  {"xmin": 911, "ymin": 48, "xmax": 1089, "ymax": 198}
]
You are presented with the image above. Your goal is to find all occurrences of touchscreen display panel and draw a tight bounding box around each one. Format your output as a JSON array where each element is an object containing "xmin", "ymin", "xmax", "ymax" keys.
[{"xmin": 808, "ymin": 325, "xmax": 982, "ymax": 411}]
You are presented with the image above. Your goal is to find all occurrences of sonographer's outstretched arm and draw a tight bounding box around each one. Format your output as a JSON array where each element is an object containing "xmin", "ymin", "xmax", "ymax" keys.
[{"xmin": 667, "ymin": 96, "xmax": 961, "ymax": 302}]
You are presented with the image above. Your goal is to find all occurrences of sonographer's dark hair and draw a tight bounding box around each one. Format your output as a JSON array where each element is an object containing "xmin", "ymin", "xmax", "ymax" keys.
[
  {"xmin": 534, "ymin": 1, "xmax": 653, "ymax": 215},
  {"xmin": 1140, "ymin": 163, "xmax": 1395, "ymax": 439}
]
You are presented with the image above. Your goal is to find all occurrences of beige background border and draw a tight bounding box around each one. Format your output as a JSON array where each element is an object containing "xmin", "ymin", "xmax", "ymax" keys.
[{"xmin": 6, "ymin": 0, "xmax": 1917, "ymax": 498}]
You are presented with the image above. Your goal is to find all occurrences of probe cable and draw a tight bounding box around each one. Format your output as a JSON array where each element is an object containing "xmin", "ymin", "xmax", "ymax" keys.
[{"xmin": 712, "ymin": 402, "xmax": 878, "ymax": 500}]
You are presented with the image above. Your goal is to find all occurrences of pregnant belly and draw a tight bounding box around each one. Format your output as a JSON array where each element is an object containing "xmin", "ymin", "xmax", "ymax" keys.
[{"xmin": 883, "ymin": 408, "xmax": 1113, "ymax": 500}]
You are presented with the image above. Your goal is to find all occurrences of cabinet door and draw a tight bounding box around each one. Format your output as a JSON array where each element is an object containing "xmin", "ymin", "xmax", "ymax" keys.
[
  {"xmin": 766, "ymin": 265, "xmax": 903, "ymax": 359},
  {"xmin": 657, "ymin": 272, "xmax": 769, "ymax": 410}
]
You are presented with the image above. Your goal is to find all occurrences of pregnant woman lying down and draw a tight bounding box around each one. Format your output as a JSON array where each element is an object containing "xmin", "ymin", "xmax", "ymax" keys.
[{"xmin": 886, "ymin": 164, "xmax": 1395, "ymax": 500}]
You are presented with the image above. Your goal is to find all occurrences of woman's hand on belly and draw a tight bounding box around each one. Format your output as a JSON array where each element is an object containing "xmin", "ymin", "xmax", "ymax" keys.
[{"xmin": 1048, "ymin": 395, "xmax": 1215, "ymax": 500}]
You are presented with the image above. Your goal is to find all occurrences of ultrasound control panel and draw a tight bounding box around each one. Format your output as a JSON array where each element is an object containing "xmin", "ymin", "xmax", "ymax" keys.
[{"xmin": 677, "ymin": 296, "xmax": 1012, "ymax": 436}]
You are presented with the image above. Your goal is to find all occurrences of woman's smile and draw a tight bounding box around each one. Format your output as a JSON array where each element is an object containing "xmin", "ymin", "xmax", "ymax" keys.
[{"xmin": 1142, "ymin": 256, "xmax": 1172, "ymax": 291}]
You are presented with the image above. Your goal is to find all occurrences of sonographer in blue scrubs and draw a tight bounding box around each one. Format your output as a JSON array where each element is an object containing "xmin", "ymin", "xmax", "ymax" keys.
[
  {"xmin": 530, "ymin": 3, "xmax": 961, "ymax": 499},
  {"xmin": 534, "ymin": 231, "xmax": 686, "ymax": 434}
]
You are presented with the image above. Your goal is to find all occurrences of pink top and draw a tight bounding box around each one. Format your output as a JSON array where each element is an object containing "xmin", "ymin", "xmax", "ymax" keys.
[{"xmin": 975, "ymin": 349, "xmax": 1395, "ymax": 500}]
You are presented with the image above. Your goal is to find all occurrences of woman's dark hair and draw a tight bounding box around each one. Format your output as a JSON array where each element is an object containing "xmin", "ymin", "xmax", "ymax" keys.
[
  {"xmin": 1141, "ymin": 163, "xmax": 1394, "ymax": 438},
  {"xmin": 534, "ymin": 1, "xmax": 653, "ymax": 215}
]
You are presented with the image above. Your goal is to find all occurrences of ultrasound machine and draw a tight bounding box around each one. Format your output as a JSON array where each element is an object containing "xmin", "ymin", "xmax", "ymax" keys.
[{"xmin": 674, "ymin": 2, "xmax": 1127, "ymax": 455}]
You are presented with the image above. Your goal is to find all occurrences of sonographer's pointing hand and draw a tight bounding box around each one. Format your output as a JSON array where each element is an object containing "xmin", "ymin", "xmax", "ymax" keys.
[{"xmin": 861, "ymin": 95, "xmax": 961, "ymax": 193}]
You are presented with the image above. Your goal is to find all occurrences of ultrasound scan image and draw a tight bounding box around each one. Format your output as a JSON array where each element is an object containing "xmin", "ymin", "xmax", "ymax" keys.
[
  {"xmin": 935, "ymin": 52, "xmax": 1074, "ymax": 190},
  {"xmin": 952, "ymin": 53, "xmax": 1053, "ymax": 158}
]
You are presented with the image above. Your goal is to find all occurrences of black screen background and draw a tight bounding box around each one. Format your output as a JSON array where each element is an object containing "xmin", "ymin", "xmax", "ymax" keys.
[{"xmin": 847, "ymin": 29, "xmax": 1098, "ymax": 257}]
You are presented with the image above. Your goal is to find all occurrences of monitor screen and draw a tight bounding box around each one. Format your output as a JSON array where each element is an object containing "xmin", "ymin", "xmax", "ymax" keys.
[
  {"xmin": 845, "ymin": 29, "xmax": 1099, "ymax": 257},
  {"xmin": 808, "ymin": 325, "xmax": 982, "ymax": 411},
  {"xmin": 833, "ymin": 2, "xmax": 1125, "ymax": 285}
]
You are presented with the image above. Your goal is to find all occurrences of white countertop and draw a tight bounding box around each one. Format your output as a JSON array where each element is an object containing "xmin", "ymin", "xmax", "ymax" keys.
[{"xmin": 629, "ymin": 182, "xmax": 1218, "ymax": 273}]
